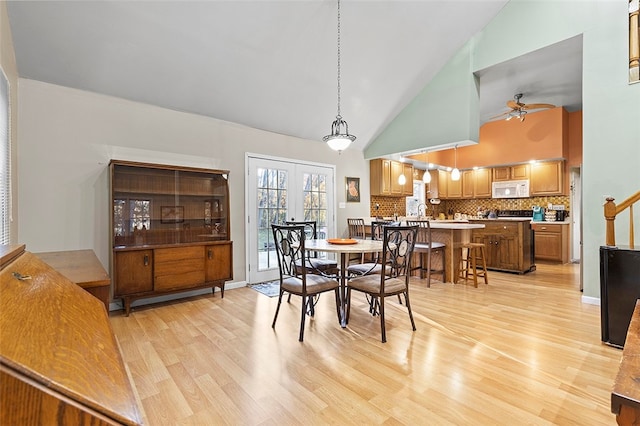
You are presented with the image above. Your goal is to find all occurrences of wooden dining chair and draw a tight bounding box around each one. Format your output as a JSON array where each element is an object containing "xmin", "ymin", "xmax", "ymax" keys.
[
  {"xmin": 271, "ymin": 224, "xmax": 341, "ymax": 342},
  {"xmin": 347, "ymin": 218, "xmax": 366, "ymax": 264},
  {"xmin": 346, "ymin": 224, "xmax": 418, "ymax": 343},
  {"xmin": 406, "ymin": 220, "xmax": 446, "ymax": 287}
]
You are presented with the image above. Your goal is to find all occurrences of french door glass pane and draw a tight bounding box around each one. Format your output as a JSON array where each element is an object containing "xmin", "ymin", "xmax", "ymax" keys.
[
  {"xmin": 257, "ymin": 167, "xmax": 288, "ymax": 271},
  {"xmin": 303, "ymin": 172, "xmax": 329, "ymax": 239}
]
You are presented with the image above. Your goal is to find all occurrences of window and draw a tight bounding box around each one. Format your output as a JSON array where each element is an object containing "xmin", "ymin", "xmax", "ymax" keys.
[
  {"xmin": 0, "ymin": 70, "xmax": 10, "ymax": 245},
  {"xmin": 129, "ymin": 199, "xmax": 151, "ymax": 231}
]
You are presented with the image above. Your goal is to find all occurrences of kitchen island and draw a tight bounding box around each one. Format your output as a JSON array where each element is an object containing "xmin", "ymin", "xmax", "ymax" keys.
[
  {"xmin": 469, "ymin": 218, "xmax": 535, "ymax": 274},
  {"xmin": 429, "ymin": 221, "xmax": 485, "ymax": 283},
  {"xmin": 362, "ymin": 218, "xmax": 484, "ymax": 284}
]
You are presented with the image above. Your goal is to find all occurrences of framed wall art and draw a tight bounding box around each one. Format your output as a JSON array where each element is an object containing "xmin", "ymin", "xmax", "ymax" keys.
[
  {"xmin": 346, "ymin": 177, "xmax": 360, "ymax": 202},
  {"xmin": 161, "ymin": 206, "xmax": 184, "ymax": 223}
]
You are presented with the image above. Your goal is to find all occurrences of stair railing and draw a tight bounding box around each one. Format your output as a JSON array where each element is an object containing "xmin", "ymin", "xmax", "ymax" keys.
[{"xmin": 604, "ymin": 190, "xmax": 640, "ymax": 248}]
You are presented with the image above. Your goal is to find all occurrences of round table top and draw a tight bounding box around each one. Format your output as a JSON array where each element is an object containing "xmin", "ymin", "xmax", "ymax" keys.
[{"xmin": 304, "ymin": 239, "xmax": 383, "ymax": 253}]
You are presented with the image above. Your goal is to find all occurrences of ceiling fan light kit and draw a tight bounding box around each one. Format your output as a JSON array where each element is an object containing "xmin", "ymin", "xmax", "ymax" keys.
[
  {"xmin": 492, "ymin": 93, "xmax": 555, "ymax": 123},
  {"xmin": 324, "ymin": 0, "xmax": 355, "ymax": 153}
]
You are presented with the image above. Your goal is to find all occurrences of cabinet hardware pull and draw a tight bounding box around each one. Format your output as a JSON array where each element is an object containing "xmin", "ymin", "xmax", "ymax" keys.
[
  {"xmin": 12, "ymin": 272, "xmax": 32, "ymax": 281},
  {"xmin": 208, "ymin": 249, "xmax": 213, "ymax": 259},
  {"xmin": 144, "ymin": 254, "xmax": 149, "ymax": 266}
]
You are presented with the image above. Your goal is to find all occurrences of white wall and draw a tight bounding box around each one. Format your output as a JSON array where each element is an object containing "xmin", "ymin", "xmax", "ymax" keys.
[{"xmin": 16, "ymin": 79, "xmax": 371, "ymax": 286}]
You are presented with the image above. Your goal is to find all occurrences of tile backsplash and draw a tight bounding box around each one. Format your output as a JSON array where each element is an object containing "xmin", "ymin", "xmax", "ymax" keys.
[{"xmin": 370, "ymin": 195, "xmax": 570, "ymax": 218}]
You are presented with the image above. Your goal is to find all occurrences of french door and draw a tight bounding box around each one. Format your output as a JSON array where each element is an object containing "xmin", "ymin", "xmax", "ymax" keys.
[{"xmin": 246, "ymin": 154, "xmax": 336, "ymax": 284}]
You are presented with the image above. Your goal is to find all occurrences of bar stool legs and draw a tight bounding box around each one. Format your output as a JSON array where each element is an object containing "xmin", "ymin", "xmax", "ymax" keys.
[{"xmin": 458, "ymin": 243, "xmax": 488, "ymax": 288}]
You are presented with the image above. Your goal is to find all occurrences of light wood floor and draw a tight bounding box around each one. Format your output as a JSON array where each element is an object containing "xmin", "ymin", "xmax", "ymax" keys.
[{"xmin": 110, "ymin": 263, "xmax": 622, "ymax": 425}]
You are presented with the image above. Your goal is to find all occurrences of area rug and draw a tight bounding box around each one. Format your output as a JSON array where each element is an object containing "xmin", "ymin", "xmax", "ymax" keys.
[{"xmin": 250, "ymin": 281, "xmax": 280, "ymax": 298}]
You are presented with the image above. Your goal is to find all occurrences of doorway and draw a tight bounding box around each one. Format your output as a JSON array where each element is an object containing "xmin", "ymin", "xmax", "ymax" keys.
[
  {"xmin": 246, "ymin": 154, "xmax": 336, "ymax": 284},
  {"xmin": 570, "ymin": 166, "xmax": 582, "ymax": 263}
]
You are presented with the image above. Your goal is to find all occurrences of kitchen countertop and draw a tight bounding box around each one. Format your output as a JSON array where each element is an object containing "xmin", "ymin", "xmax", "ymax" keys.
[{"xmin": 362, "ymin": 217, "xmax": 570, "ymax": 226}]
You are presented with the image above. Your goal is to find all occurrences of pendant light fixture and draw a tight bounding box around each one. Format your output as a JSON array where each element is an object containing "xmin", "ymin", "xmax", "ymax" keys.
[
  {"xmin": 451, "ymin": 144, "xmax": 460, "ymax": 181},
  {"xmin": 323, "ymin": 0, "xmax": 356, "ymax": 152},
  {"xmin": 422, "ymin": 151, "xmax": 432, "ymax": 183}
]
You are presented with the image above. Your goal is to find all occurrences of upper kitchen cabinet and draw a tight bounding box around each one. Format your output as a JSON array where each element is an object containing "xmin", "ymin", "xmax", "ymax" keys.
[
  {"xmin": 427, "ymin": 169, "xmax": 448, "ymax": 199},
  {"xmin": 462, "ymin": 168, "xmax": 492, "ymax": 198},
  {"xmin": 530, "ymin": 160, "xmax": 565, "ymax": 196},
  {"xmin": 370, "ymin": 159, "xmax": 413, "ymax": 196},
  {"xmin": 446, "ymin": 171, "xmax": 462, "ymax": 199},
  {"xmin": 492, "ymin": 164, "xmax": 530, "ymax": 182}
]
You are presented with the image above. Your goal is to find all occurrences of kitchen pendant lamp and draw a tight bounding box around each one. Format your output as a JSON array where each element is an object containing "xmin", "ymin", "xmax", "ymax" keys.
[
  {"xmin": 451, "ymin": 145, "xmax": 460, "ymax": 181},
  {"xmin": 323, "ymin": 0, "xmax": 355, "ymax": 152},
  {"xmin": 422, "ymin": 152, "xmax": 432, "ymax": 183}
]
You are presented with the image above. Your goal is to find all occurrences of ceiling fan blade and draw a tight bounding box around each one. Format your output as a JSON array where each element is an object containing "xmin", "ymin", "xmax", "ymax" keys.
[
  {"xmin": 522, "ymin": 103, "xmax": 555, "ymax": 110},
  {"xmin": 489, "ymin": 111, "xmax": 510, "ymax": 119},
  {"xmin": 506, "ymin": 100, "xmax": 521, "ymax": 109}
]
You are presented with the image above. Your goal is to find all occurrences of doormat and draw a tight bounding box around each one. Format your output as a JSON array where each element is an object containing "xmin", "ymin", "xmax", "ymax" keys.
[{"xmin": 250, "ymin": 281, "xmax": 280, "ymax": 298}]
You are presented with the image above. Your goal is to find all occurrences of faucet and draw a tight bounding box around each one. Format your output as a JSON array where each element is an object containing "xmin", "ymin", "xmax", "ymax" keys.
[{"xmin": 418, "ymin": 203, "xmax": 426, "ymax": 218}]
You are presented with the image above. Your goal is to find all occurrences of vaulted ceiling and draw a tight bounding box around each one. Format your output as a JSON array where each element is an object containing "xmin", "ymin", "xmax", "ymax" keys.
[{"xmin": 6, "ymin": 1, "xmax": 582, "ymax": 153}]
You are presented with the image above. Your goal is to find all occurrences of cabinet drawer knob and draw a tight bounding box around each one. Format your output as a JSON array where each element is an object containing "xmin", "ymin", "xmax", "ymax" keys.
[{"xmin": 144, "ymin": 254, "xmax": 149, "ymax": 266}]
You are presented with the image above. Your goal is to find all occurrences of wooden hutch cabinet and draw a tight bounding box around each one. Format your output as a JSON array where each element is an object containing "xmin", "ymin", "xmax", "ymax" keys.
[{"xmin": 110, "ymin": 160, "xmax": 233, "ymax": 315}]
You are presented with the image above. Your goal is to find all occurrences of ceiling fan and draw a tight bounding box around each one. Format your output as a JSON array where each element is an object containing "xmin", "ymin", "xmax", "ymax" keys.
[{"xmin": 492, "ymin": 93, "xmax": 556, "ymax": 122}]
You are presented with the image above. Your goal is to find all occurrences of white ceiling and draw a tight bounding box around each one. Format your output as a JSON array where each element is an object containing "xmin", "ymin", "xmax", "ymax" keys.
[{"xmin": 6, "ymin": 1, "xmax": 582, "ymax": 153}]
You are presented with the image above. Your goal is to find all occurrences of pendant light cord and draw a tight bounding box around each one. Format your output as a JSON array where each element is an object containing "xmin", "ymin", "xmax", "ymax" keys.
[{"xmin": 336, "ymin": 0, "xmax": 342, "ymax": 119}]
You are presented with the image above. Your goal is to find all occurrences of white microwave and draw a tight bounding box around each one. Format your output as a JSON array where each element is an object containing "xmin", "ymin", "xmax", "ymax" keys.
[{"xmin": 492, "ymin": 179, "xmax": 530, "ymax": 198}]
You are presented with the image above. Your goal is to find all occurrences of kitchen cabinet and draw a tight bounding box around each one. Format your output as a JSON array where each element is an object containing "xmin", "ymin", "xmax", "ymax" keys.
[
  {"xmin": 1, "ymin": 245, "xmax": 143, "ymax": 425},
  {"xmin": 427, "ymin": 169, "xmax": 448, "ymax": 199},
  {"xmin": 462, "ymin": 168, "xmax": 492, "ymax": 199},
  {"xmin": 370, "ymin": 159, "xmax": 413, "ymax": 196},
  {"xmin": 429, "ymin": 169, "xmax": 460, "ymax": 199},
  {"xmin": 492, "ymin": 164, "xmax": 530, "ymax": 182},
  {"xmin": 530, "ymin": 160, "xmax": 564, "ymax": 196},
  {"xmin": 470, "ymin": 219, "xmax": 534, "ymax": 274},
  {"xmin": 110, "ymin": 160, "xmax": 233, "ymax": 315},
  {"xmin": 531, "ymin": 222, "xmax": 569, "ymax": 263},
  {"xmin": 446, "ymin": 171, "xmax": 462, "ymax": 199}
]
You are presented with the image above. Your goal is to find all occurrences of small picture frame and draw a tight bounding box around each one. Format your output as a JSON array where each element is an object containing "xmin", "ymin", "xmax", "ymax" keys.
[
  {"xmin": 161, "ymin": 206, "xmax": 184, "ymax": 223},
  {"xmin": 346, "ymin": 177, "xmax": 360, "ymax": 203}
]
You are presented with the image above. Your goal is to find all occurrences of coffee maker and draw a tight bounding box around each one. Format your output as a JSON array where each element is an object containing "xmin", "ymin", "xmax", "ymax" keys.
[{"xmin": 532, "ymin": 206, "xmax": 544, "ymax": 221}]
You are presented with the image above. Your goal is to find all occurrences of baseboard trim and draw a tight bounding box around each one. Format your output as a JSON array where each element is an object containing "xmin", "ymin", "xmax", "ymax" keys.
[{"xmin": 581, "ymin": 295, "xmax": 600, "ymax": 306}]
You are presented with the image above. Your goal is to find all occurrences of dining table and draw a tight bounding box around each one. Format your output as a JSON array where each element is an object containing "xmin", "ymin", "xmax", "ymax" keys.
[{"xmin": 304, "ymin": 238, "xmax": 383, "ymax": 328}]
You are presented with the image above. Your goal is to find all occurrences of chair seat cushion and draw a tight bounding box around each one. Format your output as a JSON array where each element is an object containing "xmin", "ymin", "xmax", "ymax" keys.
[
  {"xmin": 348, "ymin": 275, "xmax": 406, "ymax": 295},
  {"xmin": 281, "ymin": 274, "xmax": 339, "ymax": 295},
  {"xmin": 294, "ymin": 258, "xmax": 338, "ymax": 272},
  {"xmin": 414, "ymin": 242, "xmax": 445, "ymax": 252},
  {"xmin": 347, "ymin": 263, "xmax": 382, "ymax": 276}
]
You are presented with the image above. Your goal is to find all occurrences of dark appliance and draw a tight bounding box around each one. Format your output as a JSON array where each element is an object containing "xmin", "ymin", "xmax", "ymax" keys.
[{"xmin": 600, "ymin": 245, "xmax": 640, "ymax": 348}]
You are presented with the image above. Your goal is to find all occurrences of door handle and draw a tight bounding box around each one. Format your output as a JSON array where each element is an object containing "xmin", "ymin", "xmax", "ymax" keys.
[
  {"xmin": 143, "ymin": 254, "xmax": 149, "ymax": 266},
  {"xmin": 208, "ymin": 249, "xmax": 213, "ymax": 260}
]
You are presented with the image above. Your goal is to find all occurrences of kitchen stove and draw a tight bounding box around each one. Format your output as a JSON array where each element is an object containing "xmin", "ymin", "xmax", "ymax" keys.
[
  {"xmin": 497, "ymin": 209, "xmax": 568, "ymax": 221},
  {"xmin": 497, "ymin": 209, "xmax": 533, "ymax": 218}
]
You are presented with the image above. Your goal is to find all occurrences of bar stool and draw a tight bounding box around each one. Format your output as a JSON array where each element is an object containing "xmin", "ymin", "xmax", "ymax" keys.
[
  {"xmin": 406, "ymin": 220, "xmax": 445, "ymax": 287},
  {"xmin": 458, "ymin": 242, "xmax": 488, "ymax": 288}
]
